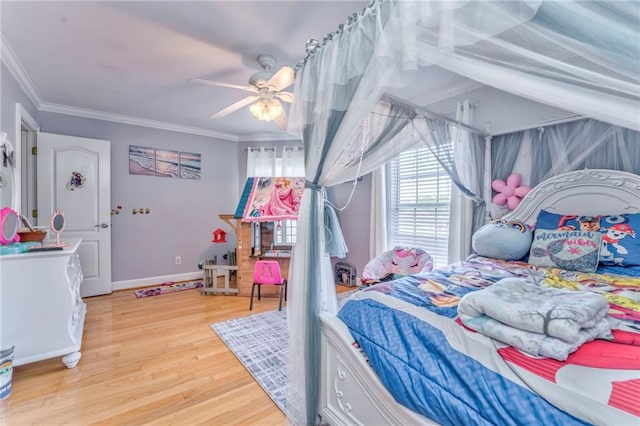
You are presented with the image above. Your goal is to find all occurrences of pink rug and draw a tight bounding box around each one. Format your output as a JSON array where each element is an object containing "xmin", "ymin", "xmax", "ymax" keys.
[{"xmin": 134, "ymin": 280, "xmax": 203, "ymax": 298}]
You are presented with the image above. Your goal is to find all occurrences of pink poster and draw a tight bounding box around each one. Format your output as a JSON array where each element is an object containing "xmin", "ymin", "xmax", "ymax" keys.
[{"xmin": 242, "ymin": 177, "xmax": 305, "ymax": 222}]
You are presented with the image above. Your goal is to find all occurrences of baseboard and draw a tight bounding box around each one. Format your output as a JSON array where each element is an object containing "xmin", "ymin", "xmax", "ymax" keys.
[{"xmin": 112, "ymin": 271, "xmax": 205, "ymax": 291}]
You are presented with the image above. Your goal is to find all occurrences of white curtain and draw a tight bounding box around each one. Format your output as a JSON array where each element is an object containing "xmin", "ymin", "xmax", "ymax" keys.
[
  {"xmin": 369, "ymin": 167, "xmax": 387, "ymax": 259},
  {"xmin": 448, "ymin": 101, "xmax": 476, "ymax": 262},
  {"xmin": 281, "ymin": 146, "xmax": 305, "ymax": 177},
  {"xmin": 287, "ymin": 1, "xmax": 639, "ymax": 424},
  {"xmin": 246, "ymin": 146, "xmax": 305, "ymax": 177},
  {"xmin": 246, "ymin": 147, "xmax": 276, "ymax": 177}
]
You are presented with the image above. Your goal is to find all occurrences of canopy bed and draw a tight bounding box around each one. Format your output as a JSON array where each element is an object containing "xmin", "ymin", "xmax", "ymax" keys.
[
  {"xmin": 320, "ymin": 169, "xmax": 640, "ymax": 425},
  {"xmin": 284, "ymin": 1, "xmax": 640, "ymax": 425}
]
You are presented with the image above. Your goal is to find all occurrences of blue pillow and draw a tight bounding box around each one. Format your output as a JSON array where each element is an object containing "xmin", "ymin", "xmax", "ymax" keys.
[
  {"xmin": 472, "ymin": 220, "xmax": 532, "ymax": 261},
  {"xmin": 529, "ymin": 229, "xmax": 602, "ymax": 272},
  {"xmin": 535, "ymin": 210, "xmax": 640, "ymax": 267}
]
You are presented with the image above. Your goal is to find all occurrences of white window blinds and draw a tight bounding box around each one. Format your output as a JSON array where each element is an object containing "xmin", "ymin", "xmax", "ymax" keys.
[{"xmin": 388, "ymin": 143, "xmax": 453, "ymax": 267}]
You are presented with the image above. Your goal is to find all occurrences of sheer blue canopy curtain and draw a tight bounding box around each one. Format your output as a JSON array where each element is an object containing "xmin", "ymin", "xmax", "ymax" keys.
[
  {"xmin": 490, "ymin": 119, "xmax": 640, "ymax": 218},
  {"xmin": 288, "ymin": 0, "xmax": 639, "ymax": 424}
]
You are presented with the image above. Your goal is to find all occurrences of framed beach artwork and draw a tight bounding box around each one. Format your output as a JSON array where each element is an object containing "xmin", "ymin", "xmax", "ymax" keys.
[
  {"xmin": 155, "ymin": 149, "xmax": 180, "ymax": 178},
  {"xmin": 129, "ymin": 145, "xmax": 156, "ymax": 176},
  {"xmin": 179, "ymin": 151, "xmax": 201, "ymax": 180},
  {"xmin": 129, "ymin": 145, "xmax": 202, "ymax": 180}
]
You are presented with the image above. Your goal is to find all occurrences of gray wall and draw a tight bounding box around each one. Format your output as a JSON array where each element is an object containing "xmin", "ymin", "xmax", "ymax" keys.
[
  {"xmin": 37, "ymin": 112, "xmax": 240, "ymax": 282},
  {"xmin": 327, "ymin": 175, "xmax": 372, "ymax": 278}
]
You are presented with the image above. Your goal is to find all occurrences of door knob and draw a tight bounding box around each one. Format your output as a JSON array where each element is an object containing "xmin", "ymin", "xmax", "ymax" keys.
[{"xmin": 95, "ymin": 223, "xmax": 109, "ymax": 229}]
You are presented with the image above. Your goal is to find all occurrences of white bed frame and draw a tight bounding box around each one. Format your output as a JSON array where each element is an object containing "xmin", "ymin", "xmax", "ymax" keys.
[{"xmin": 319, "ymin": 169, "xmax": 640, "ymax": 426}]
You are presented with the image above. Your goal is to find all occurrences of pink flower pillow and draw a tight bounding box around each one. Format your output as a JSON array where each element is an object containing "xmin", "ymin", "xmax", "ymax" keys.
[{"xmin": 492, "ymin": 173, "xmax": 531, "ymax": 210}]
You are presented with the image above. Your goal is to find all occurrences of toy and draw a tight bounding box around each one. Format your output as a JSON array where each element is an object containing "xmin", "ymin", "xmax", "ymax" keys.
[
  {"xmin": 361, "ymin": 246, "xmax": 434, "ymax": 285},
  {"xmin": 472, "ymin": 220, "xmax": 532, "ymax": 261},
  {"xmin": 212, "ymin": 228, "xmax": 227, "ymax": 243},
  {"xmin": 491, "ymin": 173, "xmax": 531, "ymax": 210}
]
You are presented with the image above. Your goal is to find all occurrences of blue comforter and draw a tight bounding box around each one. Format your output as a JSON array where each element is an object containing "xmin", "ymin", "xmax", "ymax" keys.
[{"xmin": 337, "ymin": 257, "xmax": 590, "ymax": 426}]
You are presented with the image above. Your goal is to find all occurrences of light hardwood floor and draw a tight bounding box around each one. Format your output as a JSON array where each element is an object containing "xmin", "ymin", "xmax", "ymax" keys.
[{"xmin": 0, "ymin": 287, "xmax": 293, "ymax": 425}]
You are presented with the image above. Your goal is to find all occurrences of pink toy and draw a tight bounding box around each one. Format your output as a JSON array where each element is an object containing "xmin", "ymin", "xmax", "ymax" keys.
[
  {"xmin": 361, "ymin": 246, "xmax": 434, "ymax": 286},
  {"xmin": 491, "ymin": 173, "xmax": 531, "ymax": 210}
]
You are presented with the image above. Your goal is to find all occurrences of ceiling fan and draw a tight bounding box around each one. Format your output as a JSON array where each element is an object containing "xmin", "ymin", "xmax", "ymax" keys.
[{"xmin": 190, "ymin": 54, "xmax": 294, "ymax": 129}]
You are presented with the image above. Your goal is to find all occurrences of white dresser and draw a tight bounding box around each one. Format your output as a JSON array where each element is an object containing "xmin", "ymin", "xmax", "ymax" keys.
[{"xmin": 0, "ymin": 239, "xmax": 86, "ymax": 368}]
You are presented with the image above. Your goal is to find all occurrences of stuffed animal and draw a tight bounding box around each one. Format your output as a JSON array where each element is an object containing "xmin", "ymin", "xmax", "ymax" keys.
[
  {"xmin": 472, "ymin": 220, "xmax": 532, "ymax": 261},
  {"xmin": 361, "ymin": 246, "xmax": 434, "ymax": 285}
]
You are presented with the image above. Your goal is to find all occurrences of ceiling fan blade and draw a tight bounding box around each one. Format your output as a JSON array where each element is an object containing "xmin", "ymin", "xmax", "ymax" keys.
[
  {"xmin": 210, "ymin": 95, "xmax": 259, "ymax": 119},
  {"xmin": 190, "ymin": 78, "xmax": 257, "ymax": 93},
  {"xmin": 275, "ymin": 91, "xmax": 294, "ymax": 104},
  {"xmin": 274, "ymin": 108, "xmax": 288, "ymax": 131},
  {"xmin": 266, "ymin": 66, "xmax": 294, "ymax": 92}
]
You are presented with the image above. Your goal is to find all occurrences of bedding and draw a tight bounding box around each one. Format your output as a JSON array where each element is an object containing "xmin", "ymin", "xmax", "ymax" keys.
[
  {"xmin": 458, "ymin": 278, "xmax": 611, "ymax": 360},
  {"xmin": 337, "ymin": 256, "xmax": 640, "ymax": 426}
]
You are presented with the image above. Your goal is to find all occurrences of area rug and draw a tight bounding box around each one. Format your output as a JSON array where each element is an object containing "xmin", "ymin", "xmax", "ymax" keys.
[
  {"xmin": 210, "ymin": 290, "xmax": 356, "ymax": 415},
  {"xmin": 134, "ymin": 280, "xmax": 203, "ymax": 298}
]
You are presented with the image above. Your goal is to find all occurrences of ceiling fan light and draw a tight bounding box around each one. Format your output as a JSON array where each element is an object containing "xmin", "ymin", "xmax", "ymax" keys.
[{"xmin": 250, "ymin": 99, "xmax": 283, "ymax": 122}]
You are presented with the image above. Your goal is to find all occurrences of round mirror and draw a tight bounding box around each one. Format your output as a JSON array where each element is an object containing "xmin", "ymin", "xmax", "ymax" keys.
[
  {"xmin": 50, "ymin": 209, "xmax": 66, "ymax": 246},
  {"xmin": 0, "ymin": 207, "xmax": 20, "ymax": 245}
]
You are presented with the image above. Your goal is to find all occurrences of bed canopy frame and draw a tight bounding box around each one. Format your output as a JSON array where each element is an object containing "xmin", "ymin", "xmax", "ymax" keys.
[{"xmin": 285, "ymin": 1, "xmax": 640, "ymax": 424}]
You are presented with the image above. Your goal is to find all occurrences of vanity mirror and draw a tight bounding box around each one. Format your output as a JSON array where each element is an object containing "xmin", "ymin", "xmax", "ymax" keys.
[
  {"xmin": 50, "ymin": 209, "xmax": 66, "ymax": 247},
  {"xmin": 0, "ymin": 207, "xmax": 20, "ymax": 245}
]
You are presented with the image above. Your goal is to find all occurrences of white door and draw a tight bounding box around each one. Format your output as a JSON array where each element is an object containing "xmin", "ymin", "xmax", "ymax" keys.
[{"xmin": 37, "ymin": 132, "xmax": 112, "ymax": 297}]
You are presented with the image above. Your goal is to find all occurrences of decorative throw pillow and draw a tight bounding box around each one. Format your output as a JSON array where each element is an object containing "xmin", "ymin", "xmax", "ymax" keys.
[
  {"xmin": 535, "ymin": 210, "xmax": 640, "ymax": 266},
  {"xmin": 529, "ymin": 229, "xmax": 602, "ymax": 272},
  {"xmin": 472, "ymin": 220, "xmax": 532, "ymax": 261}
]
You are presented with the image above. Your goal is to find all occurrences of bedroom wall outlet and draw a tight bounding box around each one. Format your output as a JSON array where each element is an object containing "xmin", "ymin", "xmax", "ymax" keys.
[{"xmin": 175, "ymin": 256, "xmax": 182, "ymax": 265}]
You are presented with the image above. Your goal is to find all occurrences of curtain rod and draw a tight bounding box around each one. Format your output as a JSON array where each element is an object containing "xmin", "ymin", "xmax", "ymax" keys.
[
  {"xmin": 489, "ymin": 115, "xmax": 584, "ymax": 137},
  {"xmin": 382, "ymin": 93, "xmax": 490, "ymax": 137},
  {"xmin": 244, "ymin": 146, "xmax": 304, "ymax": 152}
]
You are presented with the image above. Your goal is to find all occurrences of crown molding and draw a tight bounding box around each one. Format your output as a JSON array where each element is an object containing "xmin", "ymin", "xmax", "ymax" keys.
[
  {"xmin": 39, "ymin": 102, "xmax": 299, "ymax": 142},
  {"xmin": 0, "ymin": 33, "xmax": 44, "ymax": 109},
  {"xmin": 38, "ymin": 102, "xmax": 242, "ymax": 141},
  {"xmin": 237, "ymin": 131, "xmax": 300, "ymax": 143}
]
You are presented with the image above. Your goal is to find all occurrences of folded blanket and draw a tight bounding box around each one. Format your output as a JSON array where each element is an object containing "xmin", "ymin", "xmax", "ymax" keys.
[
  {"xmin": 459, "ymin": 278, "xmax": 610, "ymax": 343},
  {"xmin": 458, "ymin": 278, "xmax": 612, "ymax": 361}
]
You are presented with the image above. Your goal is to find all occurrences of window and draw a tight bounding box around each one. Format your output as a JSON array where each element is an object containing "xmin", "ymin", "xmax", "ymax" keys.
[
  {"xmin": 274, "ymin": 219, "xmax": 297, "ymax": 245},
  {"xmin": 246, "ymin": 146, "xmax": 304, "ymax": 246},
  {"xmin": 387, "ymin": 142, "xmax": 453, "ymax": 267}
]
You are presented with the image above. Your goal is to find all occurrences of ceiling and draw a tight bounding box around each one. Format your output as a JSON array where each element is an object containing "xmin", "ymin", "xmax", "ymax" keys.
[{"xmin": 1, "ymin": 1, "xmax": 479, "ymax": 141}]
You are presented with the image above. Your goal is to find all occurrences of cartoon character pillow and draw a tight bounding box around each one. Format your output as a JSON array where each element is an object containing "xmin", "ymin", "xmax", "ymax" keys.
[
  {"xmin": 361, "ymin": 246, "xmax": 434, "ymax": 285},
  {"xmin": 535, "ymin": 210, "xmax": 640, "ymax": 266},
  {"xmin": 528, "ymin": 229, "xmax": 602, "ymax": 272}
]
